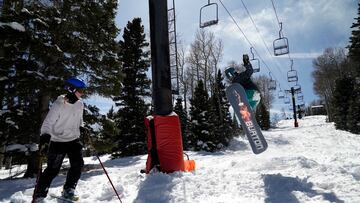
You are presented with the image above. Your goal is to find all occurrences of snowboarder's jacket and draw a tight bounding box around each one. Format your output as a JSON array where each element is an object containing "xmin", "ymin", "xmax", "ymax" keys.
[
  {"xmin": 41, "ymin": 95, "xmax": 84, "ymax": 142},
  {"xmin": 232, "ymin": 63, "xmax": 259, "ymax": 92}
]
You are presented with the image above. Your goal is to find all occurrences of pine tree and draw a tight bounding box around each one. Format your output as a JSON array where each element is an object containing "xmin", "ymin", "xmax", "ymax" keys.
[
  {"xmin": 95, "ymin": 114, "xmax": 119, "ymax": 155},
  {"xmin": 346, "ymin": 91, "xmax": 360, "ymax": 134},
  {"xmin": 331, "ymin": 76, "xmax": 355, "ymax": 130},
  {"xmin": 107, "ymin": 106, "xmax": 115, "ymax": 119},
  {"xmin": 231, "ymin": 114, "xmax": 244, "ymax": 138},
  {"xmin": 174, "ymin": 97, "xmax": 189, "ymax": 149},
  {"xmin": 0, "ymin": 1, "xmax": 121, "ymax": 176},
  {"xmin": 208, "ymin": 70, "xmax": 234, "ymax": 151},
  {"xmin": 346, "ymin": 3, "xmax": 360, "ymax": 134},
  {"xmin": 255, "ymin": 100, "xmax": 270, "ymax": 130},
  {"xmin": 348, "ymin": 3, "xmax": 360, "ymax": 65},
  {"xmin": 113, "ymin": 18, "xmax": 151, "ymax": 157},
  {"xmin": 189, "ymin": 80, "xmax": 212, "ymax": 151}
]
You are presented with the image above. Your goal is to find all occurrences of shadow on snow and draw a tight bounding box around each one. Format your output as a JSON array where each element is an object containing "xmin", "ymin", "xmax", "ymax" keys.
[{"xmin": 263, "ymin": 173, "xmax": 344, "ymax": 203}]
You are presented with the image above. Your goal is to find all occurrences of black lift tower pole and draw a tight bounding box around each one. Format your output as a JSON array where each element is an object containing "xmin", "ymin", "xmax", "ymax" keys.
[{"xmin": 149, "ymin": 0, "xmax": 173, "ymax": 115}]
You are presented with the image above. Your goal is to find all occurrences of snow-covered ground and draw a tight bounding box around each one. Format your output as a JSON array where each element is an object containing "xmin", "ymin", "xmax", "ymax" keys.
[{"xmin": 1, "ymin": 115, "xmax": 359, "ymax": 203}]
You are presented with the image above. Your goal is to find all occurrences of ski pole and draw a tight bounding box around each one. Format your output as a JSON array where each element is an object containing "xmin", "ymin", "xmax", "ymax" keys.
[
  {"xmin": 96, "ymin": 155, "xmax": 123, "ymax": 203},
  {"xmin": 83, "ymin": 128, "xmax": 123, "ymax": 203}
]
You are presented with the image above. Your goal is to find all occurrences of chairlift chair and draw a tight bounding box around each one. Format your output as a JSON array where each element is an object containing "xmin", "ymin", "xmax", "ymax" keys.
[
  {"xmin": 287, "ymin": 60, "xmax": 298, "ymax": 82},
  {"xmin": 297, "ymin": 101, "xmax": 305, "ymax": 109},
  {"xmin": 199, "ymin": 0, "xmax": 218, "ymax": 28},
  {"xmin": 273, "ymin": 22, "xmax": 289, "ymax": 56},
  {"xmin": 278, "ymin": 90, "xmax": 285, "ymax": 99},
  {"xmin": 287, "ymin": 70, "xmax": 298, "ymax": 82},
  {"xmin": 284, "ymin": 97, "xmax": 290, "ymax": 104},
  {"xmin": 268, "ymin": 72, "xmax": 276, "ymax": 91},
  {"xmin": 250, "ymin": 47, "xmax": 260, "ymax": 73},
  {"xmin": 293, "ymin": 84, "xmax": 301, "ymax": 93},
  {"xmin": 297, "ymin": 92, "xmax": 304, "ymax": 101}
]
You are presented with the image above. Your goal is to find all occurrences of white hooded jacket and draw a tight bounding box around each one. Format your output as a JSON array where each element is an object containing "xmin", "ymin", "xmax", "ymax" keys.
[{"xmin": 41, "ymin": 95, "xmax": 84, "ymax": 142}]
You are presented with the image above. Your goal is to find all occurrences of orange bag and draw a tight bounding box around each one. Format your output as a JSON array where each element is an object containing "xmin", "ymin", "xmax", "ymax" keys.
[
  {"xmin": 184, "ymin": 159, "xmax": 196, "ymax": 172},
  {"xmin": 145, "ymin": 114, "xmax": 184, "ymax": 173},
  {"xmin": 145, "ymin": 114, "xmax": 196, "ymax": 173}
]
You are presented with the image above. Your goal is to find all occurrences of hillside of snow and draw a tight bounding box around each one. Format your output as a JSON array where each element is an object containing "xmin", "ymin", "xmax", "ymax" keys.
[{"xmin": 1, "ymin": 115, "xmax": 360, "ymax": 203}]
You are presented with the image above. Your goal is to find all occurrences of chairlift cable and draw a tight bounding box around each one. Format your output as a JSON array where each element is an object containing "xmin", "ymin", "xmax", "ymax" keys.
[
  {"xmin": 239, "ymin": 0, "xmax": 291, "ymax": 89},
  {"xmin": 270, "ymin": 0, "xmax": 281, "ymax": 29},
  {"xmin": 270, "ymin": 0, "xmax": 305, "ymax": 102}
]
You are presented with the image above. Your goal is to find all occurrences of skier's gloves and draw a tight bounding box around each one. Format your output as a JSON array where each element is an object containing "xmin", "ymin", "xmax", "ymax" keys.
[
  {"xmin": 243, "ymin": 54, "xmax": 250, "ymax": 65},
  {"xmin": 39, "ymin": 133, "xmax": 51, "ymax": 154}
]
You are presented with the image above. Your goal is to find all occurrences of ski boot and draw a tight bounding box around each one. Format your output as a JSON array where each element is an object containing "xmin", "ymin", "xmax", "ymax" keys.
[{"xmin": 61, "ymin": 188, "xmax": 79, "ymax": 201}]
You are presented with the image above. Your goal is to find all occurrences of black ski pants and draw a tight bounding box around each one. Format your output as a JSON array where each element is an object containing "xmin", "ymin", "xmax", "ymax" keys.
[{"xmin": 36, "ymin": 139, "xmax": 84, "ymax": 197}]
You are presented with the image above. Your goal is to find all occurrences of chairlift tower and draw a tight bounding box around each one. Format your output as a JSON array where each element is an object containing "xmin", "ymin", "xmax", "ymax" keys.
[
  {"xmin": 285, "ymin": 87, "xmax": 299, "ymax": 127},
  {"xmin": 148, "ymin": 0, "xmax": 173, "ymax": 115},
  {"xmin": 145, "ymin": 0, "xmax": 185, "ymax": 174},
  {"xmin": 168, "ymin": 0, "xmax": 179, "ymax": 95}
]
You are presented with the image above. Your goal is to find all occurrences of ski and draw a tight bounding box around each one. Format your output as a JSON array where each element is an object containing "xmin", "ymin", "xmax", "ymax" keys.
[
  {"xmin": 49, "ymin": 194, "xmax": 79, "ymax": 202},
  {"xmin": 226, "ymin": 83, "xmax": 268, "ymax": 154}
]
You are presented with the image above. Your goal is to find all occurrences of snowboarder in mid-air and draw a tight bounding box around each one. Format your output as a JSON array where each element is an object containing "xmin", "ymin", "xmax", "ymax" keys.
[
  {"xmin": 225, "ymin": 54, "xmax": 267, "ymax": 154},
  {"xmin": 33, "ymin": 78, "xmax": 86, "ymax": 202},
  {"xmin": 225, "ymin": 54, "xmax": 261, "ymax": 110}
]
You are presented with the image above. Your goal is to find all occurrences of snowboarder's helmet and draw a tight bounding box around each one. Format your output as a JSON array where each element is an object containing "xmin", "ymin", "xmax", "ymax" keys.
[
  {"xmin": 225, "ymin": 67, "xmax": 236, "ymax": 81},
  {"xmin": 65, "ymin": 78, "xmax": 86, "ymax": 93}
]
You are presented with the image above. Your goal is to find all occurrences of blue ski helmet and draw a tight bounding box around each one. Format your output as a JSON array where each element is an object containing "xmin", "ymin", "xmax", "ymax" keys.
[{"xmin": 65, "ymin": 78, "xmax": 86, "ymax": 92}]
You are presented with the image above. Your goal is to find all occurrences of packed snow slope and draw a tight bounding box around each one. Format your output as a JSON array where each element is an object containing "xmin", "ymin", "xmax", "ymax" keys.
[{"xmin": 1, "ymin": 115, "xmax": 360, "ymax": 203}]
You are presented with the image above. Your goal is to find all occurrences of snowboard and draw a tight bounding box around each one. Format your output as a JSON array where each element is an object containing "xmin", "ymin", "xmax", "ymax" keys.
[
  {"xmin": 49, "ymin": 194, "xmax": 79, "ymax": 202},
  {"xmin": 226, "ymin": 83, "xmax": 268, "ymax": 154}
]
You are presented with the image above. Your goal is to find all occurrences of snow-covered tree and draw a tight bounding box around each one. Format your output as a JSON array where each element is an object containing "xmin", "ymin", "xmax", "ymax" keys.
[
  {"xmin": 189, "ymin": 80, "xmax": 212, "ymax": 151},
  {"xmin": 112, "ymin": 18, "xmax": 151, "ymax": 157},
  {"xmin": 255, "ymin": 100, "xmax": 270, "ymax": 130},
  {"xmin": 331, "ymin": 76, "xmax": 355, "ymax": 130},
  {"xmin": 345, "ymin": 3, "xmax": 360, "ymax": 134},
  {"xmin": 208, "ymin": 70, "xmax": 234, "ymax": 151},
  {"xmin": 174, "ymin": 97, "xmax": 189, "ymax": 149},
  {"xmin": 0, "ymin": 0, "xmax": 121, "ymax": 176},
  {"xmin": 348, "ymin": 3, "xmax": 360, "ymax": 65},
  {"xmin": 346, "ymin": 91, "xmax": 360, "ymax": 134}
]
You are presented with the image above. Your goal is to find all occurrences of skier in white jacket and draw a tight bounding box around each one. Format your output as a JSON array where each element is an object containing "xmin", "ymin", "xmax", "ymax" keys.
[{"xmin": 34, "ymin": 78, "xmax": 86, "ymax": 202}]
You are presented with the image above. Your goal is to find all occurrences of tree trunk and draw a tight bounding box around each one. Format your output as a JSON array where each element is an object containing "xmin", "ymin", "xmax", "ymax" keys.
[
  {"xmin": 0, "ymin": 145, "xmax": 5, "ymax": 169},
  {"xmin": 5, "ymin": 155, "xmax": 12, "ymax": 170},
  {"xmin": 24, "ymin": 94, "xmax": 50, "ymax": 178},
  {"xmin": 324, "ymin": 93, "xmax": 333, "ymax": 122}
]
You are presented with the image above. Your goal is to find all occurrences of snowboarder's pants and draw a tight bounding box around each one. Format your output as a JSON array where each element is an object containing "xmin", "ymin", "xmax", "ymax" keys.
[{"xmin": 36, "ymin": 139, "xmax": 84, "ymax": 197}]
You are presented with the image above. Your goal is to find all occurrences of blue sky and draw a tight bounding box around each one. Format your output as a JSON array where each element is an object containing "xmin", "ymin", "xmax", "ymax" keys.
[{"xmin": 87, "ymin": 0, "xmax": 358, "ymax": 114}]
